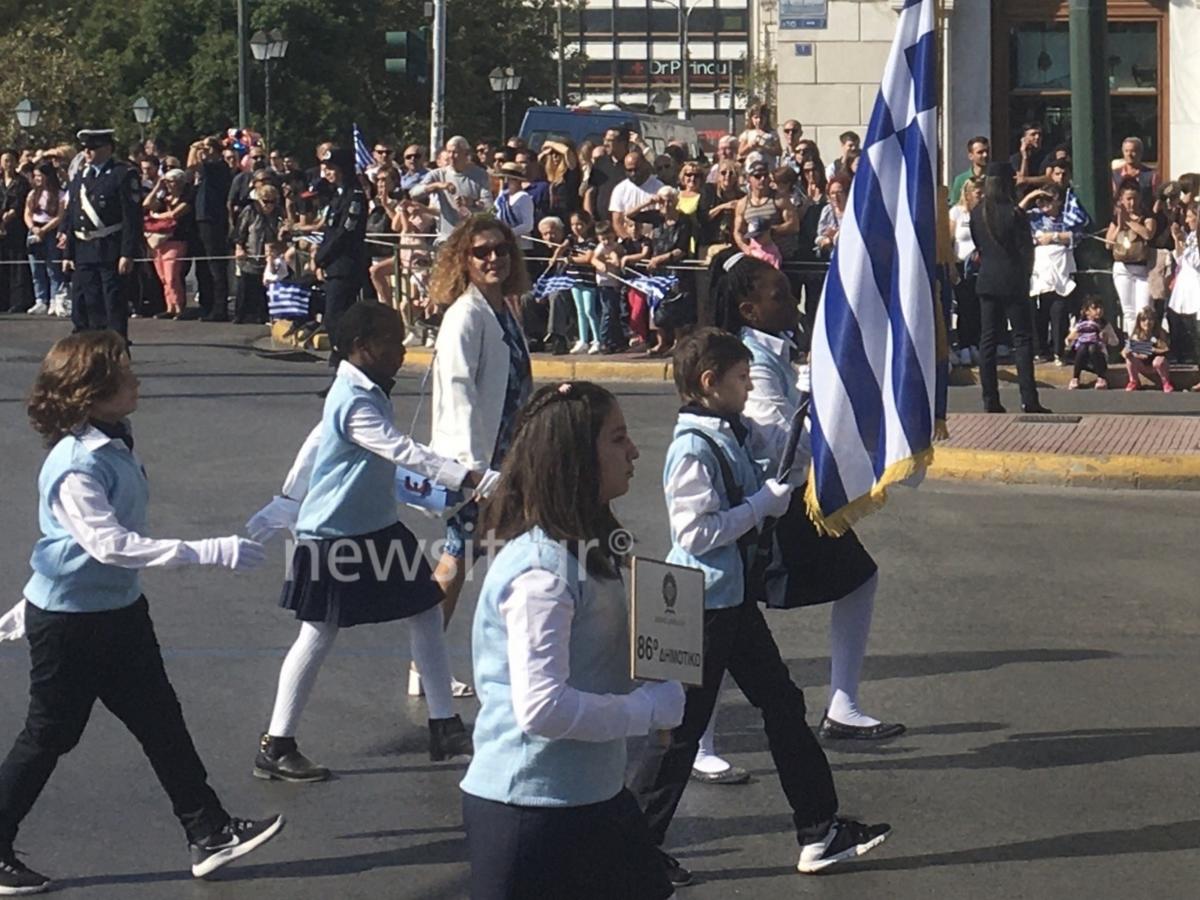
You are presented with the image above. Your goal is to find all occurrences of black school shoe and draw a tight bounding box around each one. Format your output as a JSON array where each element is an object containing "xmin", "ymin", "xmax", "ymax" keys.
[
  {"xmin": 0, "ymin": 852, "xmax": 50, "ymax": 895},
  {"xmin": 656, "ymin": 849, "xmax": 693, "ymax": 887},
  {"xmin": 254, "ymin": 734, "xmax": 331, "ymax": 783},
  {"xmin": 796, "ymin": 818, "xmax": 891, "ymax": 874},
  {"xmin": 818, "ymin": 715, "xmax": 906, "ymax": 741},
  {"xmin": 189, "ymin": 814, "xmax": 285, "ymax": 879},
  {"xmin": 429, "ymin": 715, "xmax": 473, "ymax": 762}
]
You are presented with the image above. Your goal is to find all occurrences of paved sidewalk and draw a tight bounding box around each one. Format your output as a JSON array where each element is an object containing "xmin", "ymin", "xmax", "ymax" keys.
[{"xmin": 932, "ymin": 413, "xmax": 1200, "ymax": 490}]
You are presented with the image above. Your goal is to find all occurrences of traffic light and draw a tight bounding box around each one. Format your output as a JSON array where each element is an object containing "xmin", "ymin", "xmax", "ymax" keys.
[{"xmin": 385, "ymin": 29, "xmax": 429, "ymax": 85}]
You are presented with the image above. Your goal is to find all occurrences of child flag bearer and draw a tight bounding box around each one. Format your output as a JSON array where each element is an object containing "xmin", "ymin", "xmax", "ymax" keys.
[
  {"xmin": 0, "ymin": 332, "xmax": 282, "ymax": 896},
  {"xmin": 631, "ymin": 328, "xmax": 891, "ymax": 885},
  {"xmin": 245, "ymin": 302, "xmax": 497, "ymax": 782}
]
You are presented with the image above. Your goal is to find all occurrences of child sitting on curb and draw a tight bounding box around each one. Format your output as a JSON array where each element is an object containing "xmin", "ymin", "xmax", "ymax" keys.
[
  {"xmin": 1123, "ymin": 306, "xmax": 1174, "ymax": 392},
  {"xmin": 1067, "ymin": 297, "xmax": 1120, "ymax": 390}
]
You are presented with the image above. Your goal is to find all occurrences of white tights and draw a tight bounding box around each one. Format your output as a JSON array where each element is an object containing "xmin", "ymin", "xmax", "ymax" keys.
[
  {"xmin": 267, "ymin": 604, "xmax": 453, "ymax": 737},
  {"xmin": 827, "ymin": 573, "xmax": 879, "ymax": 727}
]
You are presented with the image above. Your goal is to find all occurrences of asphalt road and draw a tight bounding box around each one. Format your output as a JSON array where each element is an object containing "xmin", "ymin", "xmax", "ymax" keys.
[{"xmin": 0, "ymin": 317, "xmax": 1197, "ymax": 900}]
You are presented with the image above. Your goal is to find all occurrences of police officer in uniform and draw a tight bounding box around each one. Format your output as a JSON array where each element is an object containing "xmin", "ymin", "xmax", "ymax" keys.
[
  {"xmin": 313, "ymin": 146, "xmax": 367, "ymax": 368},
  {"xmin": 61, "ymin": 128, "xmax": 141, "ymax": 341}
]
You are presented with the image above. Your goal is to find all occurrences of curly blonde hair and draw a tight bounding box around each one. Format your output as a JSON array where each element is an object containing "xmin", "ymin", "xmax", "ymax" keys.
[
  {"xmin": 427, "ymin": 215, "xmax": 530, "ymax": 307},
  {"xmin": 28, "ymin": 331, "xmax": 129, "ymax": 446}
]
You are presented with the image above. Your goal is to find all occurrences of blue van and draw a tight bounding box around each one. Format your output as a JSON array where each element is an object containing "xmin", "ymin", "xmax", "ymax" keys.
[{"xmin": 518, "ymin": 105, "xmax": 702, "ymax": 161}]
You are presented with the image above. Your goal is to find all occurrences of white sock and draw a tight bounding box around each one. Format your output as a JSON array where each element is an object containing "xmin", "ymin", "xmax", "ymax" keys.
[
  {"xmin": 827, "ymin": 574, "xmax": 880, "ymax": 727},
  {"xmin": 408, "ymin": 605, "xmax": 454, "ymax": 720},
  {"xmin": 268, "ymin": 620, "xmax": 339, "ymax": 737},
  {"xmin": 692, "ymin": 692, "xmax": 732, "ymax": 774}
]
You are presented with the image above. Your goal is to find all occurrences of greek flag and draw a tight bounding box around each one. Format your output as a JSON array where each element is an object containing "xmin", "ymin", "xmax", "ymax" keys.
[
  {"xmin": 533, "ymin": 270, "xmax": 577, "ymax": 300},
  {"xmin": 629, "ymin": 274, "xmax": 680, "ymax": 309},
  {"xmin": 267, "ymin": 282, "xmax": 312, "ymax": 320},
  {"xmin": 353, "ymin": 123, "xmax": 372, "ymax": 175},
  {"xmin": 806, "ymin": 0, "xmax": 938, "ymax": 536}
]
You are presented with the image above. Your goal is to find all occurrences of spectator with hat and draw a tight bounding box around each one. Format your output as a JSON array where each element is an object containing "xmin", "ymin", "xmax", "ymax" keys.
[
  {"xmin": 492, "ymin": 161, "xmax": 535, "ymax": 249},
  {"xmin": 61, "ymin": 128, "xmax": 141, "ymax": 342},
  {"xmin": 142, "ymin": 168, "xmax": 195, "ymax": 320}
]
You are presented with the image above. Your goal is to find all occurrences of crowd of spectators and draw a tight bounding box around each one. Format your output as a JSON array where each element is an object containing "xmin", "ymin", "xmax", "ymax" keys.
[{"xmin": 2, "ymin": 109, "xmax": 1198, "ymax": 393}]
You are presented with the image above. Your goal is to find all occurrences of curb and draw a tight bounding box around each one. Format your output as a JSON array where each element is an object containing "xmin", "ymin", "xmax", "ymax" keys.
[
  {"xmin": 929, "ymin": 447, "xmax": 1200, "ymax": 491},
  {"xmin": 949, "ymin": 362, "xmax": 1199, "ymax": 391},
  {"xmin": 259, "ymin": 325, "xmax": 675, "ymax": 383}
]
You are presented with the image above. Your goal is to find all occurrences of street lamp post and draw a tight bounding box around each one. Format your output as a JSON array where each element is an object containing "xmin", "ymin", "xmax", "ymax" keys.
[
  {"xmin": 14, "ymin": 98, "xmax": 40, "ymax": 131},
  {"xmin": 251, "ymin": 28, "xmax": 289, "ymax": 150},
  {"xmin": 132, "ymin": 96, "xmax": 154, "ymax": 144},
  {"xmin": 489, "ymin": 66, "xmax": 522, "ymax": 142},
  {"xmin": 654, "ymin": 0, "xmax": 704, "ymax": 121}
]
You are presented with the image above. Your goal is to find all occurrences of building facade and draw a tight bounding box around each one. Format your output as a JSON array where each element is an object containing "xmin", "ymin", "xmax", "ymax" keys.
[{"xmin": 769, "ymin": 0, "xmax": 1199, "ymax": 181}]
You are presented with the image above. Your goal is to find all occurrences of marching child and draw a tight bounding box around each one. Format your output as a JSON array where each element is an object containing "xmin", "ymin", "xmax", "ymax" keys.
[
  {"xmin": 1123, "ymin": 306, "xmax": 1174, "ymax": 392},
  {"xmin": 245, "ymin": 302, "xmax": 496, "ymax": 783},
  {"xmin": 461, "ymin": 382, "xmax": 682, "ymax": 900},
  {"xmin": 630, "ymin": 327, "xmax": 891, "ymax": 885},
  {"xmin": 0, "ymin": 332, "xmax": 282, "ymax": 895},
  {"xmin": 1067, "ymin": 297, "xmax": 1120, "ymax": 390}
]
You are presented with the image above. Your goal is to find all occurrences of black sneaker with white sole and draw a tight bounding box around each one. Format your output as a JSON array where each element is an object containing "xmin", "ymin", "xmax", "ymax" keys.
[
  {"xmin": 189, "ymin": 814, "xmax": 285, "ymax": 878},
  {"xmin": 0, "ymin": 853, "xmax": 50, "ymax": 896},
  {"xmin": 657, "ymin": 848, "xmax": 693, "ymax": 887},
  {"xmin": 796, "ymin": 818, "xmax": 891, "ymax": 874}
]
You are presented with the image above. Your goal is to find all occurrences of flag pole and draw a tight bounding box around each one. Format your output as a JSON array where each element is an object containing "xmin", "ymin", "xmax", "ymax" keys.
[{"xmin": 932, "ymin": 0, "xmax": 952, "ymax": 441}]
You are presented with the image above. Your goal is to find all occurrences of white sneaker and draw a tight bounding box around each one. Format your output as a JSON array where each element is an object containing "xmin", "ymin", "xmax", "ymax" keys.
[
  {"xmin": 402, "ymin": 332, "xmax": 421, "ymax": 347},
  {"xmin": 46, "ymin": 296, "xmax": 62, "ymax": 317},
  {"xmin": 28, "ymin": 302, "xmax": 49, "ymax": 315},
  {"xmin": 569, "ymin": 340, "xmax": 588, "ymax": 354},
  {"xmin": 588, "ymin": 341, "xmax": 601, "ymax": 355},
  {"xmin": 424, "ymin": 334, "xmax": 436, "ymax": 348},
  {"xmin": 58, "ymin": 296, "xmax": 72, "ymax": 317}
]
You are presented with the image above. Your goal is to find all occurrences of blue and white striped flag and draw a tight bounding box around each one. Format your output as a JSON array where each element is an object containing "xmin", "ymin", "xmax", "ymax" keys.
[
  {"xmin": 629, "ymin": 274, "xmax": 680, "ymax": 309},
  {"xmin": 267, "ymin": 282, "xmax": 312, "ymax": 320},
  {"xmin": 533, "ymin": 271, "xmax": 577, "ymax": 300},
  {"xmin": 353, "ymin": 123, "xmax": 372, "ymax": 175},
  {"xmin": 806, "ymin": 0, "xmax": 938, "ymax": 536}
]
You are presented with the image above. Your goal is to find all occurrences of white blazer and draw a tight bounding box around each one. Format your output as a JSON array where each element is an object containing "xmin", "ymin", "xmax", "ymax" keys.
[{"xmin": 431, "ymin": 285, "xmax": 516, "ymax": 471}]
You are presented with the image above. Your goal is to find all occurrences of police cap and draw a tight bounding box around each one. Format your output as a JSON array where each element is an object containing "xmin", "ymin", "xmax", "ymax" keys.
[
  {"xmin": 320, "ymin": 147, "xmax": 357, "ymax": 176},
  {"xmin": 77, "ymin": 128, "xmax": 117, "ymax": 149}
]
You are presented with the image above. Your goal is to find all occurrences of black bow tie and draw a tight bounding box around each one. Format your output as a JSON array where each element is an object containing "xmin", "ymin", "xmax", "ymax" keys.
[{"xmin": 89, "ymin": 419, "xmax": 134, "ymax": 451}]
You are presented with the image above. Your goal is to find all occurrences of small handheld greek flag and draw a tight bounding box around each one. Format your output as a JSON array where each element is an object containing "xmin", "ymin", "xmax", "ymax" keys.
[
  {"xmin": 267, "ymin": 282, "xmax": 312, "ymax": 320},
  {"xmin": 629, "ymin": 274, "xmax": 680, "ymax": 310},
  {"xmin": 806, "ymin": 0, "xmax": 938, "ymax": 536},
  {"xmin": 533, "ymin": 271, "xmax": 577, "ymax": 300},
  {"xmin": 353, "ymin": 123, "xmax": 372, "ymax": 175}
]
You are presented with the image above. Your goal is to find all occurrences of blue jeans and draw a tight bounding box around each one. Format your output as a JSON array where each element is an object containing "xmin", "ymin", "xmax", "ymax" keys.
[
  {"xmin": 598, "ymin": 285, "xmax": 624, "ymax": 351},
  {"xmin": 570, "ymin": 284, "xmax": 601, "ymax": 344},
  {"xmin": 27, "ymin": 237, "xmax": 64, "ymax": 304}
]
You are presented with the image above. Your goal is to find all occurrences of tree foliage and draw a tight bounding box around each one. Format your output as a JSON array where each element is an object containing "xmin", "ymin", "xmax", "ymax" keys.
[{"xmin": 0, "ymin": 0, "xmax": 583, "ymax": 158}]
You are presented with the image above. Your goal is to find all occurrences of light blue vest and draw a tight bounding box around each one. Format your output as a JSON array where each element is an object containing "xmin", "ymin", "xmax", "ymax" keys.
[
  {"xmin": 461, "ymin": 528, "xmax": 633, "ymax": 807},
  {"xmin": 295, "ymin": 371, "xmax": 398, "ymax": 539},
  {"xmin": 663, "ymin": 412, "xmax": 764, "ymax": 610},
  {"xmin": 25, "ymin": 434, "xmax": 148, "ymax": 613}
]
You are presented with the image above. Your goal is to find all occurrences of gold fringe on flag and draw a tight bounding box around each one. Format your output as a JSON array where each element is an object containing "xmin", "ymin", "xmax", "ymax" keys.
[{"xmin": 804, "ymin": 446, "xmax": 936, "ymax": 538}]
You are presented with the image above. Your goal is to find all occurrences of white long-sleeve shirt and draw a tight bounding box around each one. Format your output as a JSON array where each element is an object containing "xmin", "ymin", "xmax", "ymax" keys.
[
  {"xmin": 499, "ymin": 568, "xmax": 655, "ymax": 742},
  {"xmin": 740, "ymin": 327, "xmax": 812, "ymax": 484},
  {"xmin": 40, "ymin": 427, "xmax": 215, "ymax": 572},
  {"xmin": 666, "ymin": 455, "xmax": 761, "ymax": 558},
  {"xmin": 281, "ymin": 362, "xmax": 469, "ymax": 500}
]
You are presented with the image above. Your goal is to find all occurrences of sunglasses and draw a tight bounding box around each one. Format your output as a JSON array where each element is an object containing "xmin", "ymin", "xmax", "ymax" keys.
[
  {"xmin": 783, "ymin": 127, "xmax": 798, "ymax": 133},
  {"xmin": 404, "ymin": 153, "xmax": 420, "ymax": 160},
  {"xmin": 470, "ymin": 243, "xmax": 511, "ymax": 260},
  {"xmin": 749, "ymin": 171, "xmax": 767, "ymax": 179},
  {"xmin": 374, "ymin": 148, "xmax": 392, "ymax": 154}
]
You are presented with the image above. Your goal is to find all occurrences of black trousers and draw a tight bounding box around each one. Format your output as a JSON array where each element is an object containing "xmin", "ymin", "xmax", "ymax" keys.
[
  {"xmin": 953, "ymin": 268, "xmax": 981, "ymax": 349},
  {"xmin": 0, "ymin": 244, "xmax": 33, "ymax": 312},
  {"xmin": 194, "ymin": 221, "xmax": 229, "ymax": 318},
  {"xmin": 630, "ymin": 599, "xmax": 838, "ymax": 847},
  {"xmin": 1034, "ymin": 291, "xmax": 1073, "ymax": 361},
  {"xmin": 1072, "ymin": 343, "xmax": 1108, "ymax": 379},
  {"xmin": 323, "ymin": 275, "xmax": 361, "ymax": 367},
  {"xmin": 235, "ymin": 273, "xmax": 267, "ymax": 323},
  {"xmin": 0, "ymin": 597, "xmax": 228, "ymax": 851},
  {"xmin": 463, "ymin": 789, "xmax": 672, "ymax": 900},
  {"xmin": 978, "ymin": 291, "xmax": 1039, "ymax": 409},
  {"xmin": 70, "ymin": 262, "xmax": 128, "ymax": 340},
  {"xmin": 134, "ymin": 259, "xmax": 165, "ymax": 317}
]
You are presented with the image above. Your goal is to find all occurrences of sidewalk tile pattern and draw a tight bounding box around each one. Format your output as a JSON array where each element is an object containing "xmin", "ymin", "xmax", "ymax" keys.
[{"xmin": 943, "ymin": 414, "xmax": 1200, "ymax": 456}]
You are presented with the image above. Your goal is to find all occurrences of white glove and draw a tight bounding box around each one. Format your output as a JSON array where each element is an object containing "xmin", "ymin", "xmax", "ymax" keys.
[
  {"xmin": 245, "ymin": 495, "xmax": 301, "ymax": 542},
  {"xmin": 746, "ymin": 478, "xmax": 793, "ymax": 523},
  {"xmin": 0, "ymin": 600, "xmax": 26, "ymax": 642},
  {"xmin": 642, "ymin": 681, "xmax": 686, "ymax": 732},
  {"xmin": 474, "ymin": 468, "xmax": 501, "ymax": 500},
  {"xmin": 192, "ymin": 536, "xmax": 267, "ymax": 571}
]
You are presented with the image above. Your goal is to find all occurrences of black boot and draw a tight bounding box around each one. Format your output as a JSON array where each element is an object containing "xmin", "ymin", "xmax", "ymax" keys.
[
  {"xmin": 429, "ymin": 715, "xmax": 473, "ymax": 762},
  {"xmin": 253, "ymin": 733, "xmax": 331, "ymax": 783}
]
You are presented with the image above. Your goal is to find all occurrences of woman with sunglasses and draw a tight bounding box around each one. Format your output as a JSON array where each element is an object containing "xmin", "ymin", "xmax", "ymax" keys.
[
  {"xmin": 698, "ymin": 161, "xmax": 745, "ymax": 258},
  {"xmin": 418, "ymin": 216, "xmax": 534, "ymax": 697}
]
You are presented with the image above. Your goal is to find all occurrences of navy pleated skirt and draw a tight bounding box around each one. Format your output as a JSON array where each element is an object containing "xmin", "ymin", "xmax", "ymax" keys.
[{"xmin": 280, "ymin": 521, "xmax": 442, "ymax": 627}]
